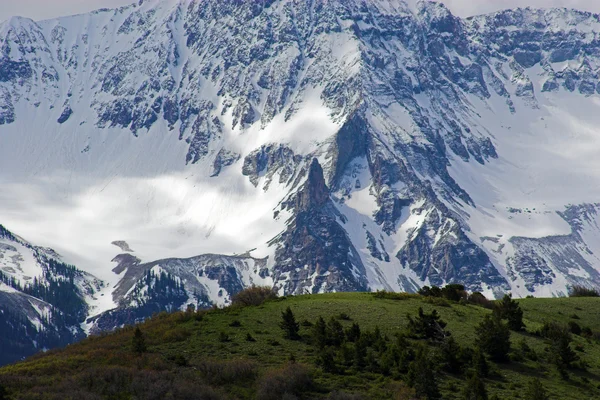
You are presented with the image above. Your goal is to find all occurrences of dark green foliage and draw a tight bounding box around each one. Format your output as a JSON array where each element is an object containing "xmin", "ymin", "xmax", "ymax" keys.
[
  {"xmin": 495, "ymin": 294, "xmax": 525, "ymax": 331},
  {"xmin": 345, "ymin": 322, "xmax": 361, "ymax": 343},
  {"xmin": 541, "ymin": 322, "xmax": 578, "ymax": 378},
  {"xmin": 219, "ymin": 332, "xmax": 230, "ymax": 343},
  {"xmin": 568, "ymin": 285, "xmax": 599, "ymax": 297},
  {"xmin": 229, "ymin": 320, "xmax": 242, "ymax": 327},
  {"xmin": 245, "ymin": 333, "xmax": 256, "ymax": 342},
  {"xmin": 132, "ymin": 327, "xmax": 147, "ymax": 354},
  {"xmin": 407, "ymin": 307, "xmax": 448, "ymax": 341},
  {"xmin": 313, "ymin": 316, "xmax": 327, "ymax": 348},
  {"xmin": 418, "ymin": 286, "xmax": 442, "ymax": 298},
  {"xmin": 353, "ymin": 338, "xmax": 367, "ymax": 370},
  {"xmin": 525, "ymin": 379, "xmax": 549, "ymax": 400},
  {"xmin": 440, "ymin": 336, "xmax": 463, "ymax": 374},
  {"xmin": 280, "ymin": 307, "xmax": 300, "ymax": 340},
  {"xmin": 418, "ymin": 284, "xmax": 467, "ymax": 302},
  {"xmin": 463, "ymin": 373, "xmax": 488, "ymax": 400},
  {"xmin": 467, "ymin": 292, "xmax": 493, "ymax": 309},
  {"xmin": 476, "ymin": 315, "xmax": 511, "ymax": 362},
  {"xmin": 318, "ymin": 348, "xmax": 338, "ymax": 373},
  {"xmin": 256, "ymin": 363, "xmax": 313, "ymax": 400},
  {"xmin": 0, "ymin": 383, "xmax": 6, "ymax": 400},
  {"xmin": 473, "ymin": 348, "xmax": 489, "ymax": 378},
  {"xmin": 326, "ymin": 318, "xmax": 345, "ymax": 347},
  {"xmin": 231, "ymin": 286, "xmax": 278, "ymax": 307},
  {"xmin": 338, "ymin": 312, "xmax": 351, "ymax": 321},
  {"xmin": 408, "ymin": 346, "xmax": 441, "ymax": 400},
  {"xmin": 568, "ymin": 321, "xmax": 581, "ymax": 335},
  {"xmin": 441, "ymin": 284, "xmax": 468, "ymax": 302}
]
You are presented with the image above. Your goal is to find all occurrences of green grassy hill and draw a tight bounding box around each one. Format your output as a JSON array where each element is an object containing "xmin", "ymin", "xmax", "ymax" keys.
[{"xmin": 2, "ymin": 291, "xmax": 600, "ymax": 399}]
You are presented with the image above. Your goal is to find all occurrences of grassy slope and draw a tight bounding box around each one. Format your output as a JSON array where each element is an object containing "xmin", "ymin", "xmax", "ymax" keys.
[{"xmin": 2, "ymin": 293, "xmax": 600, "ymax": 399}]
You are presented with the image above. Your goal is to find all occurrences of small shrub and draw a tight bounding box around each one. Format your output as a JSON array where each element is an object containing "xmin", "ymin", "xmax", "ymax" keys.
[
  {"xmin": 570, "ymin": 314, "xmax": 580, "ymax": 320},
  {"xmin": 328, "ymin": 391, "xmax": 365, "ymax": 400},
  {"xmin": 169, "ymin": 354, "xmax": 188, "ymax": 367},
  {"xmin": 256, "ymin": 363, "xmax": 313, "ymax": 400},
  {"xmin": 229, "ymin": 320, "xmax": 242, "ymax": 327},
  {"xmin": 467, "ymin": 292, "xmax": 493, "ymax": 309},
  {"xmin": 422, "ymin": 297, "xmax": 451, "ymax": 307},
  {"xmin": 196, "ymin": 359, "xmax": 258, "ymax": 385},
  {"xmin": 219, "ymin": 332, "xmax": 230, "ymax": 343},
  {"xmin": 568, "ymin": 321, "xmax": 582, "ymax": 335},
  {"xmin": 524, "ymin": 378, "xmax": 549, "ymax": 400},
  {"xmin": 338, "ymin": 312, "xmax": 351, "ymax": 321},
  {"xmin": 231, "ymin": 286, "xmax": 278, "ymax": 307},
  {"xmin": 163, "ymin": 327, "xmax": 192, "ymax": 343},
  {"xmin": 246, "ymin": 333, "xmax": 256, "ymax": 342},
  {"xmin": 569, "ymin": 285, "xmax": 600, "ymax": 297},
  {"xmin": 267, "ymin": 339, "xmax": 281, "ymax": 346},
  {"xmin": 373, "ymin": 290, "xmax": 416, "ymax": 301}
]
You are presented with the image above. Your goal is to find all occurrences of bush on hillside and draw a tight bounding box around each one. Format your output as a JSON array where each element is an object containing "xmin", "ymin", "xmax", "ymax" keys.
[
  {"xmin": 256, "ymin": 363, "xmax": 313, "ymax": 400},
  {"xmin": 231, "ymin": 286, "xmax": 278, "ymax": 307},
  {"xmin": 568, "ymin": 285, "xmax": 600, "ymax": 297}
]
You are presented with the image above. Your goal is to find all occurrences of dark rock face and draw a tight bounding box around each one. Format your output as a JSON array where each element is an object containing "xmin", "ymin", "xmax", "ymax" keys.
[
  {"xmin": 242, "ymin": 144, "xmax": 302, "ymax": 189},
  {"xmin": 273, "ymin": 159, "xmax": 368, "ymax": 294},
  {"xmin": 211, "ymin": 148, "xmax": 240, "ymax": 177},
  {"xmin": 295, "ymin": 159, "xmax": 330, "ymax": 211},
  {"xmin": 57, "ymin": 106, "xmax": 72, "ymax": 124}
]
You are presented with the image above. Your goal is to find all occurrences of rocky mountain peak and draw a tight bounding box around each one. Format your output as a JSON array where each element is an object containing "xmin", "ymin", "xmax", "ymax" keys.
[{"xmin": 296, "ymin": 158, "xmax": 329, "ymax": 211}]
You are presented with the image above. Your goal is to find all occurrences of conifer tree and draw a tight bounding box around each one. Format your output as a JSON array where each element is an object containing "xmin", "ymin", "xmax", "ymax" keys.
[
  {"xmin": 407, "ymin": 307, "xmax": 448, "ymax": 341},
  {"xmin": 473, "ymin": 347, "xmax": 490, "ymax": 378},
  {"xmin": 463, "ymin": 373, "xmax": 488, "ymax": 400},
  {"xmin": 476, "ymin": 315, "xmax": 511, "ymax": 362},
  {"xmin": 327, "ymin": 317, "xmax": 345, "ymax": 347},
  {"xmin": 280, "ymin": 307, "xmax": 300, "ymax": 340},
  {"xmin": 408, "ymin": 346, "xmax": 441, "ymax": 400},
  {"xmin": 495, "ymin": 294, "xmax": 525, "ymax": 331},
  {"xmin": 313, "ymin": 316, "xmax": 327, "ymax": 348},
  {"xmin": 132, "ymin": 326, "xmax": 147, "ymax": 354},
  {"xmin": 525, "ymin": 379, "xmax": 549, "ymax": 400}
]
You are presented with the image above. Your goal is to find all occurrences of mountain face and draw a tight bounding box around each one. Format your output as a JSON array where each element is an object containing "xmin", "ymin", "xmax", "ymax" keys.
[
  {"xmin": 0, "ymin": 225, "xmax": 102, "ymax": 364},
  {"xmin": 3, "ymin": 0, "xmax": 600, "ymax": 358}
]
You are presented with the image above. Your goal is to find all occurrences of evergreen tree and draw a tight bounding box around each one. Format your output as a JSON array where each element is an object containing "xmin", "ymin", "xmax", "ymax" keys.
[
  {"xmin": 476, "ymin": 315, "xmax": 511, "ymax": 362},
  {"xmin": 313, "ymin": 316, "xmax": 327, "ymax": 348},
  {"xmin": 495, "ymin": 294, "xmax": 525, "ymax": 331},
  {"xmin": 463, "ymin": 374, "xmax": 488, "ymax": 400},
  {"xmin": 473, "ymin": 347, "xmax": 489, "ymax": 378},
  {"xmin": 280, "ymin": 307, "xmax": 300, "ymax": 340},
  {"xmin": 541, "ymin": 322, "xmax": 578, "ymax": 379},
  {"xmin": 345, "ymin": 322, "xmax": 361, "ymax": 342},
  {"xmin": 440, "ymin": 336, "xmax": 463, "ymax": 374},
  {"xmin": 407, "ymin": 307, "xmax": 448, "ymax": 341},
  {"xmin": 525, "ymin": 379, "xmax": 549, "ymax": 400},
  {"xmin": 408, "ymin": 346, "xmax": 441, "ymax": 400},
  {"xmin": 353, "ymin": 337, "xmax": 367, "ymax": 370},
  {"xmin": 326, "ymin": 317, "xmax": 345, "ymax": 347},
  {"xmin": 132, "ymin": 326, "xmax": 147, "ymax": 354},
  {"xmin": 318, "ymin": 348, "xmax": 338, "ymax": 373}
]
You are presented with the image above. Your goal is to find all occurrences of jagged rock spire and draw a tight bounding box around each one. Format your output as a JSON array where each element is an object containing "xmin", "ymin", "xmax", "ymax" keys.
[{"xmin": 296, "ymin": 158, "xmax": 329, "ymax": 211}]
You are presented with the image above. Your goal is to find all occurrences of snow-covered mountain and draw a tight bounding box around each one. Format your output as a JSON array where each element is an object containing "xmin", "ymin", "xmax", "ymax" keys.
[
  {"xmin": 0, "ymin": 224, "xmax": 102, "ymax": 364},
  {"xmin": 4, "ymin": 0, "xmax": 600, "ymax": 349}
]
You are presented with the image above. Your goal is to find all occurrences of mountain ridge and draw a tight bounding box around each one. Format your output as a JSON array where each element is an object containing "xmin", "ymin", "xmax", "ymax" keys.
[{"xmin": 3, "ymin": 0, "xmax": 600, "ymax": 360}]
